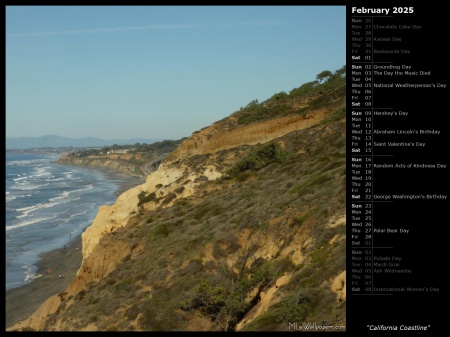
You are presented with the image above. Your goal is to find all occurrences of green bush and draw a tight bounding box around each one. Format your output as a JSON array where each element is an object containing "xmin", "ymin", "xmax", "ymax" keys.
[
  {"xmin": 150, "ymin": 223, "xmax": 173, "ymax": 238},
  {"xmin": 137, "ymin": 192, "xmax": 157, "ymax": 207},
  {"xmin": 288, "ymin": 81, "xmax": 318, "ymax": 98},
  {"xmin": 224, "ymin": 142, "xmax": 287, "ymax": 179},
  {"xmin": 248, "ymin": 292, "xmax": 310, "ymax": 330},
  {"xmin": 321, "ymin": 105, "xmax": 346, "ymax": 123}
]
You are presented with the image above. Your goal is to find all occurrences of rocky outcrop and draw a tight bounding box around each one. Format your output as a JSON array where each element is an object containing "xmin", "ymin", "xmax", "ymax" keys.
[
  {"xmin": 331, "ymin": 270, "xmax": 347, "ymax": 302},
  {"xmin": 167, "ymin": 108, "xmax": 333, "ymax": 161}
]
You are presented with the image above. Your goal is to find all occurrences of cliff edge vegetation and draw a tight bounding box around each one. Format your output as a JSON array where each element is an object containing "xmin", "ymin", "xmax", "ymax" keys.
[
  {"xmin": 8, "ymin": 66, "xmax": 346, "ymax": 332},
  {"xmin": 58, "ymin": 139, "xmax": 185, "ymax": 177}
]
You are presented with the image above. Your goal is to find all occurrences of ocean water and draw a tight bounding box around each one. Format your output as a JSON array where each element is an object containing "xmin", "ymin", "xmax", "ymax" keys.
[{"xmin": 5, "ymin": 152, "xmax": 140, "ymax": 290}]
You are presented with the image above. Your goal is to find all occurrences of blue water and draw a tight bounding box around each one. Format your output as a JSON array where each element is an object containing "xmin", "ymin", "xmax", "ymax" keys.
[{"xmin": 5, "ymin": 152, "xmax": 140, "ymax": 290}]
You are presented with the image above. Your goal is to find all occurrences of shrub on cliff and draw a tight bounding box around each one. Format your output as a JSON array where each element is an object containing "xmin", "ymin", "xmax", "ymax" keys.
[
  {"xmin": 137, "ymin": 192, "xmax": 157, "ymax": 207},
  {"xmin": 223, "ymin": 142, "xmax": 287, "ymax": 179}
]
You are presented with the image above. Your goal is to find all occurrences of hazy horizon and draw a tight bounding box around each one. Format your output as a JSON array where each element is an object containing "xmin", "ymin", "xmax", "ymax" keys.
[
  {"xmin": 6, "ymin": 134, "xmax": 166, "ymax": 141},
  {"xmin": 5, "ymin": 134, "xmax": 172, "ymax": 150}
]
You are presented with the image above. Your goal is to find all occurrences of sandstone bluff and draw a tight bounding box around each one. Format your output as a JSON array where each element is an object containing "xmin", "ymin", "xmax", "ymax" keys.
[{"xmin": 8, "ymin": 69, "xmax": 346, "ymax": 331}]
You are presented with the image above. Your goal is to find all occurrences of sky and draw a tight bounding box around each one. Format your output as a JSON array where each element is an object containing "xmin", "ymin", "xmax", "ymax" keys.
[{"xmin": 6, "ymin": 6, "xmax": 345, "ymax": 141}]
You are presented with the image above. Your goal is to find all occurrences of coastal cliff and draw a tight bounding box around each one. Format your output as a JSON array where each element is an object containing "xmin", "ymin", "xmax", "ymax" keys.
[
  {"xmin": 8, "ymin": 68, "xmax": 347, "ymax": 331},
  {"xmin": 58, "ymin": 139, "xmax": 184, "ymax": 177},
  {"xmin": 58, "ymin": 155, "xmax": 140, "ymax": 177}
]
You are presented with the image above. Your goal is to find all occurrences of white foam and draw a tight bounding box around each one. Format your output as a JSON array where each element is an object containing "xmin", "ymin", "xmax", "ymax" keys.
[
  {"xmin": 49, "ymin": 190, "xmax": 71, "ymax": 202},
  {"xmin": 14, "ymin": 186, "xmax": 89, "ymax": 220},
  {"xmin": 47, "ymin": 177, "xmax": 65, "ymax": 182},
  {"xmin": 6, "ymin": 215, "xmax": 57, "ymax": 231},
  {"xmin": 12, "ymin": 182, "xmax": 50, "ymax": 191},
  {"xmin": 24, "ymin": 273, "xmax": 42, "ymax": 282},
  {"xmin": 13, "ymin": 176, "xmax": 29, "ymax": 181},
  {"xmin": 6, "ymin": 194, "xmax": 16, "ymax": 202},
  {"xmin": 18, "ymin": 194, "xmax": 71, "ymax": 214},
  {"xmin": 33, "ymin": 166, "xmax": 52, "ymax": 177},
  {"xmin": 49, "ymin": 186, "xmax": 94, "ymax": 203},
  {"xmin": 5, "ymin": 193, "xmax": 28, "ymax": 202},
  {"xmin": 67, "ymin": 207, "xmax": 92, "ymax": 220},
  {"xmin": 21, "ymin": 263, "xmax": 42, "ymax": 282},
  {"xmin": 6, "ymin": 160, "xmax": 35, "ymax": 167},
  {"xmin": 16, "ymin": 204, "xmax": 39, "ymax": 213}
]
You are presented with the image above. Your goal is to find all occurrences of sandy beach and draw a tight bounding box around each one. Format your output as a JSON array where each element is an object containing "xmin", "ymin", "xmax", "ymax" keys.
[
  {"xmin": 5, "ymin": 171, "xmax": 143, "ymax": 330},
  {"xmin": 5, "ymin": 234, "xmax": 83, "ymax": 329}
]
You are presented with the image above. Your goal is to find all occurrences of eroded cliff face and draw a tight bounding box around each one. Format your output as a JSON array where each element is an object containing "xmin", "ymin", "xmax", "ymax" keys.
[
  {"xmin": 80, "ymin": 108, "xmax": 335, "ymax": 261},
  {"xmin": 58, "ymin": 155, "xmax": 142, "ymax": 177},
  {"xmin": 7, "ymin": 104, "xmax": 346, "ymax": 331},
  {"xmin": 167, "ymin": 109, "xmax": 333, "ymax": 161}
]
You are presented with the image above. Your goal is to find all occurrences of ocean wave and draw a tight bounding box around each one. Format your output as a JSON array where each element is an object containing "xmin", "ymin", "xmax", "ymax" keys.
[
  {"xmin": 48, "ymin": 187, "xmax": 90, "ymax": 203},
  {"xmin": 6, "ymin": 215, "xmax": 57, "ymax": 231},
  {"xmin": 13, "ymin": 176, "xmax": 29, "ymax": 181},
  {"xmin": 33, "ymin": 166, "xmax": 53, "ymax": 177},
  {"xmin": 15, "ymin": 192, "xmax": 79, "ymax": 218},
  {"xmin": 6, "ymin": 159, "xmax": 46, "ymax": 167},
  {"xmin": 14, "ymin": 187, "xmax": 88, "ymax": 220},
  {"xmin": 40, "ymin": 202, "xmax": 94, "ymax": 226},
  {"xmin": 11, "ymin": 182, "xmax": 50, "ymax": 191},
  {"xmin": 6, "ymin": 194, "xmax": 16, "ymax": 202},
  {"xmin": 67, "ymin": 206, "xmax": 95, "ymax": 220},
  {"xmin": 46, "ymin": 177, "xmax": 65, "ymax": 182},
  {"xmin": 5, "ymin": 193, "xmax": 29, "ymax": 202},
  {"xmin": 24, "ymin": 273, "xmax": 42, "ymax": 282},
  {"xmin": 6, "ymin": 153, "xmax": 128, "ymax": 290},
  {"xmin": 22, "ymin": 263, "xmax": 41, "ymax": 282},
  {"xmin": 48, "ymin": 190, "xmax": 71, "ymax": 203},
  {"xmin": 64, "ymin": 170, "xmax": 78, "ymax": 179},
  {"xmin": 16, "ymin": 204, "xmax": 40, "ymax": 213}
]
